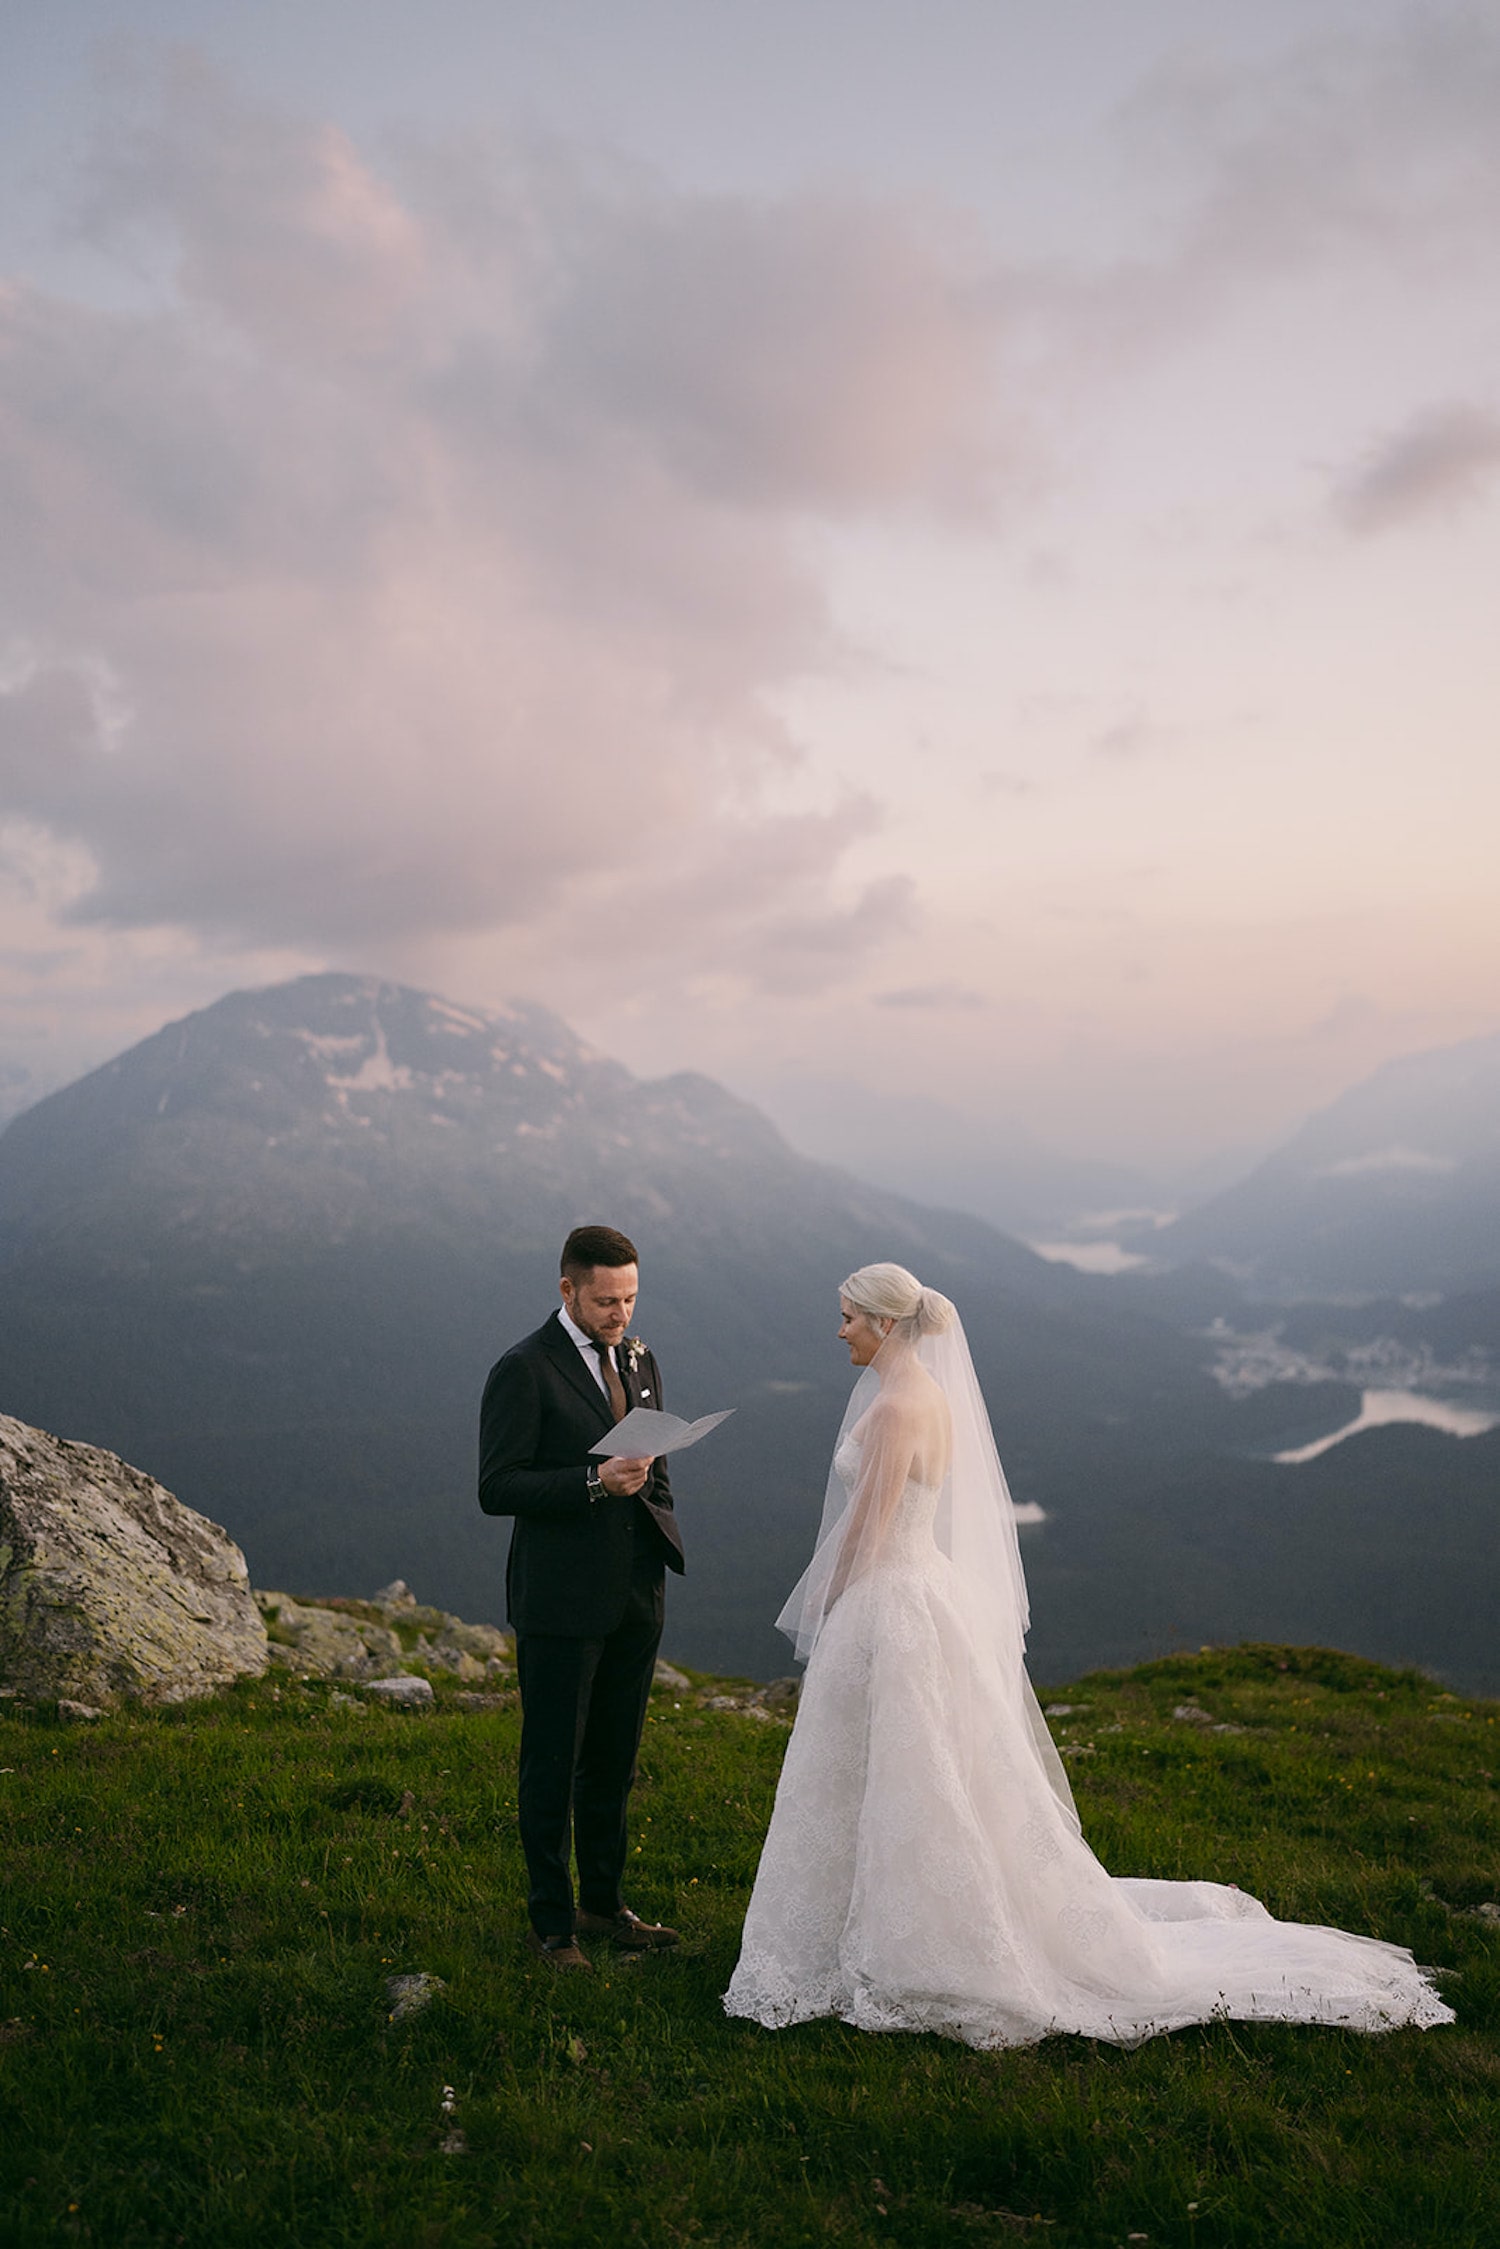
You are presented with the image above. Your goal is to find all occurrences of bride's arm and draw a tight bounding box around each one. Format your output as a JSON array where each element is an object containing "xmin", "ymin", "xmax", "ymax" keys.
[{"xmin": 825, "ymin": 1393, "xmax": 922, "ymax": 1604}]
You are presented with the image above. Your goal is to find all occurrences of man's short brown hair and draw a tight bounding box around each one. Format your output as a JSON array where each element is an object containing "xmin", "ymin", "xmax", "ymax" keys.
[{"xmin": 561, "ymin": 1224, "xmax": 640, "ymax": 1280}]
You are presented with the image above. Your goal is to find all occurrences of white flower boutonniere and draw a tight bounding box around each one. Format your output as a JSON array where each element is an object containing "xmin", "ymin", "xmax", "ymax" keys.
[{"xmin": 622, "ymin": 1335, "xmax": 649, "ymax": 1378}]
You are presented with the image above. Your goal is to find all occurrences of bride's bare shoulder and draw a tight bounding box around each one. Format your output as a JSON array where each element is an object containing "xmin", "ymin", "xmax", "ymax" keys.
[{"xmin": 866, "ymin": 1373, "xmax": 945, "ymax": 1437}]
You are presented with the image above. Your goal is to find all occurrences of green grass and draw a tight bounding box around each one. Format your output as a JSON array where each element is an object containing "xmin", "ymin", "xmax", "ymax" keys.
[{"xmin": 1, "ymin": 1644, "xmax": 1496, "ymax": 2248}]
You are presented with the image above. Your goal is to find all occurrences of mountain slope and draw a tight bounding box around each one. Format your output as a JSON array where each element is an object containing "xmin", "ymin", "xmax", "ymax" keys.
[
  {"xmin": 0, "ymin": 974, "xmax": 1173, "ymax": 1678},
  {"xmin": 1, "ymin": 975, "xmax": 1493, "ymax": 1691},
  {"xmin": 1145, "ymin": 1032, "xmax": 1500, "ymax": 1297}
]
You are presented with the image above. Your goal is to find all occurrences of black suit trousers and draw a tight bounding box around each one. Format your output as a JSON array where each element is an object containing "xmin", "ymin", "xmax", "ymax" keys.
[{"xmin": 515, "ymin": 1535, "xmax": 664, "ymax": 1936}]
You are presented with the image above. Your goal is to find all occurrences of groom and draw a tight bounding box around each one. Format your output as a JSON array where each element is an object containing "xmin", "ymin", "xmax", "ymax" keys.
[{"xmin": 479, "ymin": 1224, "xmax": 686, "ymax": 1969}]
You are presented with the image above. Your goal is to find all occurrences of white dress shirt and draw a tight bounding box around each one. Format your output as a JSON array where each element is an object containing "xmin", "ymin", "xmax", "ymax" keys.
[{"xmin": 558, "ymin": 1301, "xmax": 616, "ymax": 1395}]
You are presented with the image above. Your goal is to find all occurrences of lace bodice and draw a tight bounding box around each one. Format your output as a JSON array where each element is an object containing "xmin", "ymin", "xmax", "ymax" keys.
[{"xmin": 834, "ymin": 1432, "xmax": 940, "ymax": 1558}]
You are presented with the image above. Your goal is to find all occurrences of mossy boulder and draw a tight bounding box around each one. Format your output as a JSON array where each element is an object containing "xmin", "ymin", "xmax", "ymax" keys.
[
  {"xmin": 256, "ymin": 1583, "xmax": 514, "ymax": 1682},
  {"xmin": 0, "ymin": 1411, "xmax": 268, "ymax": 1704},
  {"xmin": 256, "ymin": 1591, "xmax": 406, "ymax": 1679}
]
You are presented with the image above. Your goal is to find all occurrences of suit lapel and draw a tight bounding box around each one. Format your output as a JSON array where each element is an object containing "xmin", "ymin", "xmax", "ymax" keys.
[
  {"xmin": 540, "ymin": 1312, "xmax": 614, "ymax": 1427},
  {"xmin": 620, "ymin": 1343, "xmax": 683, "ymax": 1557}
]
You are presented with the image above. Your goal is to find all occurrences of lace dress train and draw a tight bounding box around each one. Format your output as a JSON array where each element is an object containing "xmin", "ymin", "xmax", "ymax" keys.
[{"xmin": 725, "ymin": 1466, "xmax": 1453, "ymax": 2050}]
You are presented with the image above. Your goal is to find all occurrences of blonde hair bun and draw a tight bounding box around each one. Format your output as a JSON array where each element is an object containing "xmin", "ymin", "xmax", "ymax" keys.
[
  {"xmin": 914, "ymin": 1286, "xmax": 955, "ymax": 1335},
  {"xmin": 841, "ymin": 1263, "xmax": 955, "ymax": 1337}
]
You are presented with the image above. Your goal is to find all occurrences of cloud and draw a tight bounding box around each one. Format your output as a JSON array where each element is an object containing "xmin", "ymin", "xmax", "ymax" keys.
[
  {"xmin": 539, "ymin": 188, "xmax": 1000, "ymax": 513},
  {"xmin": 525, "ymin": 805, "xmax": 918, "ymax": 1001},
  {"xmin": 1090, "ymin": 711, "xmax": 1157, "ymax": 761},
  {"xmin": 874, "ymin": 981, "xmax": 989, "ymax": 1012},
  {"xmin": 1136, "ymin": 16, "xmax": 1500, "ymax": 268},
  {"xmin": 5, "ymin": 18, "xmax": 1499, "ymax": 1119},
  {"xmin": 977, "ymin": 769, "xmax": 1036, "ymax": 800},
  {"xmin": 742, "ymin": 874, "xmax": 920, "ymax": 996},
  {"xmin": 75, "ymin": 49, "xmax": 427, "ymax": 365},
  {"xmin": 1041, "ymin": 14, "xmax": 1500, "ymax": 380},
  {"xmin": 0, "ymin": 59, "xmax": 1010, "ymax": 993},
  {"xmin": 1332, "ymin": 402, "xmax": 1500, "ymax": 533}
]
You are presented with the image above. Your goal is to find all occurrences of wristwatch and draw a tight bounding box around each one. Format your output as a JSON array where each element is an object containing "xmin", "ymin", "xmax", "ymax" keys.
[{"xmin": 585, "ymin": 1465, "xmax": 605, "ymax": 1502}]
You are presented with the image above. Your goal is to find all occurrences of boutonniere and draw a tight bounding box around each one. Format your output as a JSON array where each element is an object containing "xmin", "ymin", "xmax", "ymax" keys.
[{"xmin": 622, "ymin": 1335, "xmax": 649, "ymax": 1377}]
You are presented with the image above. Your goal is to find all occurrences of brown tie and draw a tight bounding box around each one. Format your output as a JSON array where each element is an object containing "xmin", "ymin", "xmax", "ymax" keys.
[{"xmin": 594, "ymin": 1341, "xmax": 628, "ymax": 1423}]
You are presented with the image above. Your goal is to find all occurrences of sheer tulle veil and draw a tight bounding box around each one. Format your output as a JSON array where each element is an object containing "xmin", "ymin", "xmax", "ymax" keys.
[
  {"xmin": 774, "ymin": 1268, "xmax": 1022, "ymax": 1656},
  {"xmin": 775, "ymin": 1261, "xmax": 1078, "ymax": 1824}
]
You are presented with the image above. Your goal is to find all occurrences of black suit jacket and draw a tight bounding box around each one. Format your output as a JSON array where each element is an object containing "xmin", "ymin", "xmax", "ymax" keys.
[{"xmin": 478, "ymin": 1311, "xmax": 685, "ymax": 1638}]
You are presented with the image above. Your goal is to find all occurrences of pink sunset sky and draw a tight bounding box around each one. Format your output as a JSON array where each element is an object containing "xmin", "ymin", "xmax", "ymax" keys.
[{"xmin": 2, "ymin": 0, "xmax": 1497, "ymax": 1185}]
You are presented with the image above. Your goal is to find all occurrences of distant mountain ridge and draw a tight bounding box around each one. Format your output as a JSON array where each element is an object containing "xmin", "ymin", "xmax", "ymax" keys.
[
  {"xmin": 1, "ymin": 974, "xmax": 1495, "ymax": 1694},
  {"xmin": 0, "ymin": 974, "xmax": 1087, "ymax": 1680},
  {"xmin": 1141, "ymin": 1031, "xmax": 1500, "ymax": 1297},
  {"xmin": 0, "ymin": 975, "xmax": 798, "ymax": 1256}
]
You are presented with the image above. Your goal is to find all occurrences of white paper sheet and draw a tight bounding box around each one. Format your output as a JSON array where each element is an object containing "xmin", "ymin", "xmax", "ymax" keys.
[{"xmin": 590, "ymin": 1406, "xmax": 735, "ymax": 1458}]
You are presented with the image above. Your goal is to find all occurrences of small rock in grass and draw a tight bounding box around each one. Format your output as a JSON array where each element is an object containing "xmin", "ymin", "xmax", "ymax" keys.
[
  {"xmin": 385, "ymin": 1971, "xmax": 445, "ymax": 2022},
  {"xmin": 327, "ymin": 1690, "xmax": 369, "ymax": 1713},
  {"xmin": 438, "ymin": 2129, "xmax": 467, "ymax": 2155},
  {"xmin": 1172, "ymin": 1704, "xmax": 1215, "ymax": 1727},
  {"xmin": 258, "ymin": 1595, "xmax": 403, "ymax": 1680},
  {"xmin": 653, "ymin": 1659, "xmax": 692, "ymax": 1690},
  {"xmin": 365, "ymin": 1675, "xmax": 434, "ymax": 1710},
  {"xmin": 56, "ymin": 1699, "xmax": 104, "ymax": 1723},
  {"xmin": 1044, "ymin": 1703, "xmax": 1089, "ymax": 1718},
  {"xmin": 697, "ymin": 1682, "xmax": 798, "ymax": 1723}
]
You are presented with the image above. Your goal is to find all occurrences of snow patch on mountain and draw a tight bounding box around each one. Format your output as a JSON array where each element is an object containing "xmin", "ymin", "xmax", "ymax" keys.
[
  {"xmin": 1315, "ymin": 1145, "xmax": 1457, "ymax": 1179},
  {"xmin": 325, "ymin": 1022, "xmax": 413, "ymax": 1096},
  {"xmin": 295, "ymin": 1032, "xmax": 367, "ymax": 1062},
  {"xmin": 427, "ymin": 1001, "xmax": 495, "ymax": 1035}
]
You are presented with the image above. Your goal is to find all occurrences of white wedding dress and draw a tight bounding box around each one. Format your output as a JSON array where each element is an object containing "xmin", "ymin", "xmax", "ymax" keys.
[{"xmin": 725, "ymin": 1426, "xmax": 1454, "ymax": 2050}]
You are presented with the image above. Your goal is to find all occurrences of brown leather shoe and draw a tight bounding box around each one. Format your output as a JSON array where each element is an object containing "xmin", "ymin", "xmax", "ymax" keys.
[
  {"xmin": 526, "ymin": 1928, "xmax": 592, "ymax": 1971},
  {"xmin": 574, "ymin": 1907, "xmax": 680, "ymax": 1950}
]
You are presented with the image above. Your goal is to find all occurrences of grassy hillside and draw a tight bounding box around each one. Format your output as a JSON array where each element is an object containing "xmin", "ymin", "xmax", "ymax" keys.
[{"xmin": 1, "ymin": 1646, "xmax": 1496, "ymax": 2248}]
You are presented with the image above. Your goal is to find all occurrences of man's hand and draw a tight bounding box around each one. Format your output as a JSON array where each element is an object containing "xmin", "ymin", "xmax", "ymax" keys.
[{"xmin": 599, "ymin": 1454, "xmax": 653, "ymax": 1496}]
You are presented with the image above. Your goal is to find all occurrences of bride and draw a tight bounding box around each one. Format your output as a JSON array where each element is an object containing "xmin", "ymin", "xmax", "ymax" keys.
[{"xmin": 723, "ymin": 1263, "xmax": 1453, "ymax": 2049}]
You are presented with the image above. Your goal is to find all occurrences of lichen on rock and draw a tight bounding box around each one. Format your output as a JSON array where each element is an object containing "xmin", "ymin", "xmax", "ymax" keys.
[
  {"xmin": 0, "ymin": 1411, "xmax": 268, "ymax": 1705},
  {"xmin": 256, "ymin": 1592, "xmax": 406, "ymax": 1680},
  {"xmin": 256, "ymin": 1586, "xmax": 513, "ymax": 1683}
]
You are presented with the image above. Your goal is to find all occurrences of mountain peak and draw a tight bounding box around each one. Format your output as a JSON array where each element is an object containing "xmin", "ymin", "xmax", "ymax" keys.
[
  {"xmin": 0, "ymin": 973, "xmax": 945, "ymax": 1269},
  {"xmin": 4, "ymin": 971, "xmax": 631, "ymax": 1152},
  {"xmin": 1150, "ymin": 1027, "xmax": 1500, "ymax": 1295},
  {"xmin": 0, "ymin": 973, "xmax": 642, "ymax": 1251}
]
